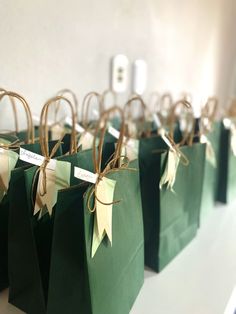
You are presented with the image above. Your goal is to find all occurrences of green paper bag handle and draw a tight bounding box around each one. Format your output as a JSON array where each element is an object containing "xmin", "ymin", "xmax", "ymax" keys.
[
  {"xmin": 0, "ymin": 91, "xmax": 34, "ymax": 144},
  {"xmin": 81, "ymin": 92, "xmax": 103, "ymax": 130},
  {"xmin": 40, "ymin": 95, "xmax": 77, "ymax": 158},
  {"xmin": 0, "ymin": 88, "xmax": 19, "ymax": 133},
  {"xmin": 54, "ymin": 89, "xmax": 79, "ymax": 124}
]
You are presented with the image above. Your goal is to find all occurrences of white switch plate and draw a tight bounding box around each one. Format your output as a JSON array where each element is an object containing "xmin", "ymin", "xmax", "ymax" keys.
[
  {"xmin": 132, "ymin": 59, "xmax": 147, "ymax": 95},
  {"xmin": 111, "ymin": 54, "xmax": 129, "ymax": 93}
]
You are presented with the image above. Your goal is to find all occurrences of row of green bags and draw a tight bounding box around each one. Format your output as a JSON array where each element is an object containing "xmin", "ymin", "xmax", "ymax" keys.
[
  {"xmin": 0, "ymin": 90, "xmax": 236, "ymax": 313},
  {"xmin": 1, "ymin": 93, "xmax": 144, "ymax": 314}
]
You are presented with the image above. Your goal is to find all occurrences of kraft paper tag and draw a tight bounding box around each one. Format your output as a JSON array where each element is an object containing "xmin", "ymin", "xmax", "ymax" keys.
[
  {"xmin": 0, "ymin": 148, "xmax": 18, "ymax": 202},
  {"xmin": 200, "ymin": 135, "xmax": 216, "ymax": 167},
  {"xmin": 159, "ymin": 150, "xmax": 180, "ymax": 191},
  {"xmin": 34, "ymin": 160, "xmax": 71, "ymax": 217},
  {"xmin": 50, "ymin": 124, "xmax": 65, "ymax": 141},
  {"xmin": 91, "ymin": 177, "xmax": 116, "ymax": 258}
]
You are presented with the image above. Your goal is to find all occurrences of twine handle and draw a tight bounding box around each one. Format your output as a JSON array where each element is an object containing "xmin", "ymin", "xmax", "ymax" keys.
[
  {"xmin": 0, "ymin": 88, "xmax": 19, "ymax": 132},
  {"xmin": 55, "ymin": 89, "xmax": 79, "ymax": 122},
  {"xmin": 39, "ymin": 95, "xmax": 77, "ymax": 157},
  {"xmin": 169, "ymin": 99, "xmax": 195, "ymax": 146},
  {"xmin": 81, "ymin": 92, "xmax": 103, "ymax": 129},
  {"xmin": 101, "ymin": 89, "xmax": 117, "ymax": 109},
  {"xmin": 92, "ymin": 106, "xmax": 125, "ymax": 174},
  {"xmin": 0, "ymin": 91, "xmax": 34, "ymax": 144},
  {"xmin": 149, "ymin": 92, "xmax": 160, "ymax": 111}
]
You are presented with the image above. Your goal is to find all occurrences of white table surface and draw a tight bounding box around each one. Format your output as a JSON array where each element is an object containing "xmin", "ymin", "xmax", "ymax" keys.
[{"xmin": 1, "ymin": 202, "xmax": 236, "ymax": 314}]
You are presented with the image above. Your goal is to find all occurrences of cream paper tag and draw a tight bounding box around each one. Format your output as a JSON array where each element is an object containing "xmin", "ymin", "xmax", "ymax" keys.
[
  {"xmin": 109, "ymin": 126, "xmax": 139, "ymax": 163},
  {"xmin": 74, "ymin": 164, "xmax": 117, "ymax": 257},
  {"xmin": 159, "ymin": 150, "xmax": 180, "ymax": 191},
  {"xmin": 50, "ymin": 124, "xmax": 65, "ymax": 141},
  {"xmin": 121, "ymin": 139, "xmax": 139, "ymax": 165},
  {"xmin": 127, "ymin": 120, "xmax": 137, "ymax": 138},
  {"xmin": 0, "ymin": 148, "xmax": 18, "ymax": 202},
  {"xmin": 223, "ymin": 118, "xmax": 232, "ymax": 129},
  {"xmin": 200, "ymin": 135, "xmax": 216, "ymax": 167},
  {"xmin": 77, "ymin": 132, "xmax": 94, "ymax": 150},
  {"xmin": 91, "ymin": 177, "xmax": 116, "ymax": 258},
  {"xmin": 230, "ymin": 126, "xmax": 236, "ymax": 156},
  {"xmin": 34, "ymin": 160, "xmax": 71, "ymax": 217}
]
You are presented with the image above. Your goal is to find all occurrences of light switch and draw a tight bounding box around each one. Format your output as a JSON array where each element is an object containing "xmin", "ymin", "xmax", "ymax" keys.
[
  {"xmin": 111, "ymin": 55, "xmax": 129, "ymax": 93},
  {"xmin": 132, "ymin": 59, "xmax": 147, "ymax": 95}
]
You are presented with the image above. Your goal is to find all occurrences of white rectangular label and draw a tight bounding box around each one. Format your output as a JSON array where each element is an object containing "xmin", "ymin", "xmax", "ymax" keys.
[
  {"xmin": 74, "ymin": 166, "xmax": 98, "ymax": 184},
  {"xmin": 153, "ymin": 113, "xmax": 161, "ymax": 128},
  {"xmin": 19, "ymin": 148, "xmax": 56, "ymax": 170},
  {"xmin": 65, "ymin": 117, "xmax": 85, "ymax": 133},
  {"xmin": 108, "ymin": 126, "xmax": 121, "ymax": 139}
]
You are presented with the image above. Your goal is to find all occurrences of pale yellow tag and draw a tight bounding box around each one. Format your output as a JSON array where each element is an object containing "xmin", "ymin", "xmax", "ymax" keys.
[
  {"xmin": 127, "ymin": 120, "xmax": 137, "ymax": 138},
  {"xmin": 231, "ymin": 127, "xmax": 236, "ymax": 157},
  {"xmin": 91, "ymin": 177, "xmax": 116, "ymax": 258},
  {"xmin": 159, "ymin": 150, "xmax": 180, "ymax": 191},
  {"xmin": 51, "ymin": 124, "xmax": 65, "ymax": 140},
  {"xmin": 200, "ymin": 135, "xmax": 216, "ymax": 167},
  {"xmin": 0, "ymin": 149, "xmax": 18, "ymax": 202},
  {"xmin": 0, "ymin": 152, "xmax": 9, "ymax": 195},
  {"xmin": 78, "ymin": 132, "xmax": 94, "ymax": 150},
  {"xmin": 34, "ymin": 160, "xmax": 71, "ymax": 217}
]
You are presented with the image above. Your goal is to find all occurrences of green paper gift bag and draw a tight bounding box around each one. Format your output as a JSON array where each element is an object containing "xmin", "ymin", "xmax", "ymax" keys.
[
  {"xmin": 217, "ymin": 120, "xmax": 236, "ymax": 203},
  {"xmin": 138, "ymin": 99, "xmax": 206, "ymax": 272},
  {"xmin": 198, "ymin": 98, "xmax": 221, "ymax": 222},
  {"xmin": 0, "ymin": 91, "xmax": 35, "ymax": 291},
  {"xmin": 7, "ymin": 95, "xmax": 80, "ymax": 313},
  {"xmin": 47, "ymin": 107, "xmax": 144, "ymax": 314}
]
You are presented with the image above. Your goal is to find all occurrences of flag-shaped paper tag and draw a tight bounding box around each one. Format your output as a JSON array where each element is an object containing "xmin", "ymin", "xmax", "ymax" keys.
[
  {"xmin": 159, "ymin": 150, "xmax": 180, "ymax": 191},
  {"xmin": 0, "ymin": 148, "xmax": 18, "ymax": 202},
  {"xmin": 127, "ymin": 120, "xmax": 137, "ymax": 138},
  {"xmin": 77, "ymin": 132, "xmax": 94, "ymax": 150},
  {"xmin": 231, "ymin": 127, "xmax": 236, "ymax": 157},
  {"xmin": 91, "ymin": 177, "xmax": 116, "ymax": 258},
  {"xmin": 50, "ymin": 124, "xmax": 65, "ymax": 141},
  {"xmin": 34, "ymin": 160, "xmax": 71, "ymax": 217},
  {"xmin": 200, "ymin": 135, "xmax": 216, "ymax": 167},
  {"xmin": 120, "ymin": 139, "xmax": 139, "ymax": 165}
]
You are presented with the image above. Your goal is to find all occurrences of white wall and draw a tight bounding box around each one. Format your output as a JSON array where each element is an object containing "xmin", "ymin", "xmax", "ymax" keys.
[{"xmin": 0, "ymin": 0, "xmax": 236, "ymax": 127}]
